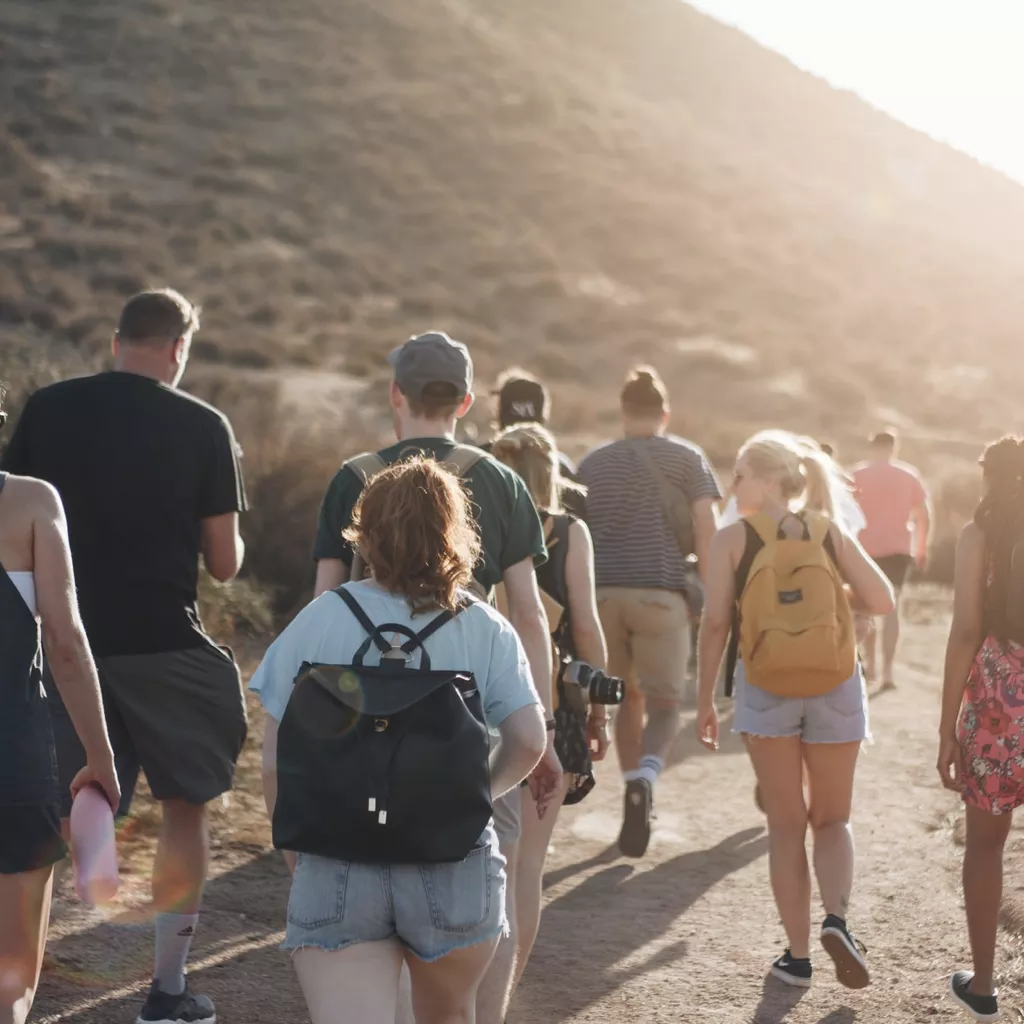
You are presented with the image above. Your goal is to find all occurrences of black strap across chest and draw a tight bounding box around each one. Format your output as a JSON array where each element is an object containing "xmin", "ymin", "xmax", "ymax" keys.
[{"xmin": 333, "ymin": 587, "xmax": 464, "ymax": 671}]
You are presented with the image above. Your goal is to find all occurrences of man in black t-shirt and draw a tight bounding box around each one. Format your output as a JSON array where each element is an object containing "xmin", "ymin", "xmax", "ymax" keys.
[{"xmin": 2, "ymin": 289, "xmax": 246, "ymax": 1024}]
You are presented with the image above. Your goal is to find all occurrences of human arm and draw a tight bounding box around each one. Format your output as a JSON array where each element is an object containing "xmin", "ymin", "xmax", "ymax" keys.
[
  {"xmin": 503, "ymin": 556, "xmax": 562, "ymax": 811},
  {"xmin": 198, "ymin": 416, "xmax": 247, "ymax": 581},
  {"xmin": 491, "ymin": 704, "xmax": 546, "ymax": 798},
  {"xmin": 696, "ymin": 525, "xmax": 741, "ymax": 751},
  {"xmin": 692, "ymin": 497, "xmax": 717, "ymax": 585},
  {"xmin": 314, "ymin": 558, "xmax": 348, "ymax": 597},
  {"xmin": 201, "ymin": 512, "xmax": 244, "ymax": 582},
  {"xmin": 937, "ymin": 523, "xmax": 986, "ymax": 790},
  {"xmin": 260, "ymin": 716, "xmax": 297, "ymax": 872},
  {"xmin": 312, "ymin": 469, "xmax": 357, "ymax": 596},
  {"xmin": 912, "ymin": 488, "xmax": 933, "ymax": 570},
  {"xmin": 564, "ymin": 520, "xmax": 611, "ymax": 759},
  {"xmin": 833, "ymin": 525, "xmax": 896, "ymax": 616},
  {"xmin": 33, "ymin": 482, "xmax": 120, "ymax": 811}
]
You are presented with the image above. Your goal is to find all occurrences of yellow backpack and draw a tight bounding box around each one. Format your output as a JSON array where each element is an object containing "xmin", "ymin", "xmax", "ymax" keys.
[{"xmin": 737, "ymin": 512, "xmax": 855, "ymax": 698}]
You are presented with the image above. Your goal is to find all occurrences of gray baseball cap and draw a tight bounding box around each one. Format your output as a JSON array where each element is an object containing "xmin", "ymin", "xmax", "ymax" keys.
[{"xmin": 388, "ymin": 331, "xmax": 474, "ymax": 400}]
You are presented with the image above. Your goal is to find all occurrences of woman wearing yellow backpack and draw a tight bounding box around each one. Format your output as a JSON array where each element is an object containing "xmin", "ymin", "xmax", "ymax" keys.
[{"xmin": 696, "ymin": 431, "xmax": 894, "ymax": 991}]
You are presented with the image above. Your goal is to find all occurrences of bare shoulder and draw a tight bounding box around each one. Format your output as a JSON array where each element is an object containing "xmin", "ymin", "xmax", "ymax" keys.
[
  {"xmin": 4, "ymin": 474, "xmax": 62, "ymax": 515},
  {"xmin": 715, "ymin": 520, "xmax": 747, "ymax": 555}
]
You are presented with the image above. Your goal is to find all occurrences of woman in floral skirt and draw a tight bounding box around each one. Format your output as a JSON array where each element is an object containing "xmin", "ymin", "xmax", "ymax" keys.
[{"xmin": 938, "ymin": 436, "xmax": 1024, "ymax": 1022}]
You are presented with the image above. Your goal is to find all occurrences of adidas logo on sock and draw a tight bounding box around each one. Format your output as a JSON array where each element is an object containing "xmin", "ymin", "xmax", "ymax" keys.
[{"xmin": 177, "ymin": 925, "xmax": 195, "ymax": 937}]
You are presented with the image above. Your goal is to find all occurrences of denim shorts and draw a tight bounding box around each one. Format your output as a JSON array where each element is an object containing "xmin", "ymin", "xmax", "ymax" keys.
[
  {"xmin": 282, "ymin": 829, "xmax": 507, "ymax": 962},
  {"xmin": 732, "ymin": 662, "xmax": 870, "ymax": 744}
]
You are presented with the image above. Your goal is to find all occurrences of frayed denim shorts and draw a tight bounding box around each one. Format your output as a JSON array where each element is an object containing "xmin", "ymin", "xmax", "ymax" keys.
[
  {"xmin": 282, "ymin": 827, "xmax": 507, "ymax": 962},
  {"xmin": 732, "ymin": 662, "xmax": 870, "ymax": 745}
]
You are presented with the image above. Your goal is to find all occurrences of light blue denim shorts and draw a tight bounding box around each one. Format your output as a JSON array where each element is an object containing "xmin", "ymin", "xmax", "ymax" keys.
[
  {"xmin": 732, "ymin": 662, "xmax": 870, "ymax": 744},
  {"xmin": 282, "ymin": 828, "xmax": 508, "ymax": 961}
]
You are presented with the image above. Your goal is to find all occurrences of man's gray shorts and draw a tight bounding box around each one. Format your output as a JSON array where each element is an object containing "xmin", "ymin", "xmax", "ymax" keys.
[
  {"xmin": 492, "ymin": 788, "xmax": 522, "ymax": 846},
  {"xmin": 47, "ymin": 644, "xmax": 247, "ymax": 816}
]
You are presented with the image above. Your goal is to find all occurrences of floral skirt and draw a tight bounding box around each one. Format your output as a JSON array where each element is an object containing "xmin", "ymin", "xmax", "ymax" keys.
[{"xmin": 958, "ymin": 636, "xmax": 1024, "ymax": 815}]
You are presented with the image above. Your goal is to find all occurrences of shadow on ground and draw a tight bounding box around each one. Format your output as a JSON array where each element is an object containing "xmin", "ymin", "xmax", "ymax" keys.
[
  {"xmin": 515, "ymin": 826, "xmax": 768, "ymax": 1022},
  {"xmin": 34, "ymin": 851, "xmax": 306, "ymax": 1024}
]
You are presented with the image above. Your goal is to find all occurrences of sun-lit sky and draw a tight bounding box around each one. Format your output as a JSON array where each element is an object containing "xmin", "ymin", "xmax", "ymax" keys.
[{"xmin": 689, "ymin": 0, "xmax": 1024, "ymax": 185}]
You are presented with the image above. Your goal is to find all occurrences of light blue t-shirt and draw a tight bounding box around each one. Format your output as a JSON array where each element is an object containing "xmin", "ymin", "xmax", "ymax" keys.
[{"xmin": 249, "ymin": 581, "xmax": 540, "ymax": 728}]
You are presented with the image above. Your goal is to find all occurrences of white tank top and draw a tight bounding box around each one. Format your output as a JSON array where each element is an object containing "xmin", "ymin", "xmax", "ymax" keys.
[{"xmin": 6, "ymin": 571, "xmax": 37, "ymax": 615}]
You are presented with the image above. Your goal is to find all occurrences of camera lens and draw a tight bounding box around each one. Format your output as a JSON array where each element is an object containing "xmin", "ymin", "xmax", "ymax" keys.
[{"xmin": 587, "ymin": 671, "xmax": 625, "ymax": 706}]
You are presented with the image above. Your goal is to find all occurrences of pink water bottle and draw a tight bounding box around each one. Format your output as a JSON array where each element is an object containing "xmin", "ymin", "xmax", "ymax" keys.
[{"xmin": 69, "ymin": 784, "xmax": 120, "ymax": 904}]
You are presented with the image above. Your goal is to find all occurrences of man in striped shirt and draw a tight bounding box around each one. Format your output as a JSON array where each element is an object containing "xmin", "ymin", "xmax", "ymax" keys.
[{"xmin": 578, "ymin": 367, "xmax": 720, "ymax": 858}]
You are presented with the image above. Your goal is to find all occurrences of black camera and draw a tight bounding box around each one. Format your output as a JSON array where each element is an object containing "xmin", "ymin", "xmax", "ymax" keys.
[{"xmin": 560, "ymin": 660, "xmax": 625, "ymax": 714}]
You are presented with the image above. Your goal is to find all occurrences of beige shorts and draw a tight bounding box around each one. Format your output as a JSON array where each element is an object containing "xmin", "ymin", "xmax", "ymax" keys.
[{"xmin": 597, "ymin": 587, "xmax": 691, "ymax": 703}]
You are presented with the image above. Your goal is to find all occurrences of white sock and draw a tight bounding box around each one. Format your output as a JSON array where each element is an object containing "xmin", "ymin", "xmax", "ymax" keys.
[
  {"xmin": 154, "ymin": 912, "xmax": 198, "ymax": 996},
  {"xmin": 624, "ymin": 755, "xmax": 664, "ymax": 789}
]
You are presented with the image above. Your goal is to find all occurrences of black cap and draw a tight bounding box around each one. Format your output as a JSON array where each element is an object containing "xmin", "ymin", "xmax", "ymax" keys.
[
  {"xmin": 494, "ymin": 375, "xmax": 548, "ymax": 427},
  {"xmin": 388, "ymin": 331, "xmax": 473, "ymax": 401}
]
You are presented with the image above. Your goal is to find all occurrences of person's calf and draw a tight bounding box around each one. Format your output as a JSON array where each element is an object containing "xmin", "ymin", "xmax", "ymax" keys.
[
  {"xmin": 0, "ymin": 966, "xmax": 36, "ymax": 1024},
  {"xmin": 153, "ymin": 799, "xmax": 209, "ymax": 915},
  {"xmin": 640, "ymin": 700, "xmax": 681, "ymax": 768}
]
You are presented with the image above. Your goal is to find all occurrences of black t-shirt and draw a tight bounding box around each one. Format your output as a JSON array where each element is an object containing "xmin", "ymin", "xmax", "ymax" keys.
[{"xmin": 1, "ymin": 372, "xmax": 248, "ymax": 656}]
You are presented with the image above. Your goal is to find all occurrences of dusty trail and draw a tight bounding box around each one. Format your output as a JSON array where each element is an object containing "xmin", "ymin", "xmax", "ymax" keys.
[{"xmin": 34, "ymin": 590, "xmax": 1011, "ymax": 1023}]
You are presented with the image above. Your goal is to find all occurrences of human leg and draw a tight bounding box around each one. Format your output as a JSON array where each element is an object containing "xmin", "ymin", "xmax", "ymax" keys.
[
  {"xmin": 614, "ymin": 684, "xmax": 644, "ymax": 774},
  {"xmin": 475, "ymin": 842, "xmax": 517, "ymax": 1024},
  {"xmin": 475, "ymin": 795, "xmax": 520, "ymax": 1024},
  {"xmin": 744, "ymin": 734, "xmax": 810, "ymax": 958},
  {"xmin": 408, "ymin": 937, "xmax": 501, "ymax": 1024},
  {"xmin": 881, "ymin": 607, "xmax": 900, "ymax": 687},
  {"xmin": 0, "ymin": 866, "xmax": 54, "ymax": 1024},
  {"xmin": 963, "ymin": 804, "xmax": 1013, "ymax": 996},
  {"xmin": 511, "ymin": 779, "xmax": 569, "ymax": 992},
  {"xmin": 295, "ymin": 940, "xmax": 405, "ymax": 1024},
  {"xmin": 803, "ymin": 741, "xmax": 860, "ymax": 921},
  {"xmin": 597, "ymin": 590, "xmax": 641, "ymax": 773}
]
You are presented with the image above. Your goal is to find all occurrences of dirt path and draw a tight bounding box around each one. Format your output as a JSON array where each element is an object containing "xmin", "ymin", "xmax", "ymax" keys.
[{"xmin": 33, "ymin": 590, "xmax": 1014, "ymax": 1023}]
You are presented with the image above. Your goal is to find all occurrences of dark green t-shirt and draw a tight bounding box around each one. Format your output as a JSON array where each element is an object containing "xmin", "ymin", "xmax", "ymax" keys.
[{"xmin": 313, "ymin": 437, "xmax": 547, "ymax": 590}]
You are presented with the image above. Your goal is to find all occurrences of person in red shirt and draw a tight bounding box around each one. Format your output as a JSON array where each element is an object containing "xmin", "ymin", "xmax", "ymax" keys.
[{"xmin": 851, "ymin": 431, "xmax": 931, "ymax": 689}]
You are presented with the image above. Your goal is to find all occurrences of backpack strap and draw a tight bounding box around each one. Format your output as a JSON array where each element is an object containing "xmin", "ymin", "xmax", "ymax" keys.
[
  {"xmin": 442, "ymin": 444, "xmax": 487, "ymax": 478},
  {"xmin": 333, "ymin": 587, "xmax": 392, "ymax": 656},
  {"xmin": 343, "ymin": 452, "xmax": 388, "ymax": 485}
]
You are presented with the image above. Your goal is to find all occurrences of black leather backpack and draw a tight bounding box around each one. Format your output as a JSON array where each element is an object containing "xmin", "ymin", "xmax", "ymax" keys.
[{"xmin": 273, "ymin": 587, "xmax": 493, "ymax": 864}]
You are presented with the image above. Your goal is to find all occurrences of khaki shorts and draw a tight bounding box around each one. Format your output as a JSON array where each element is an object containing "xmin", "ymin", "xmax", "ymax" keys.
[{"xmin": 597, "ymin": 587, "xmax": 691, "ymax": 703}]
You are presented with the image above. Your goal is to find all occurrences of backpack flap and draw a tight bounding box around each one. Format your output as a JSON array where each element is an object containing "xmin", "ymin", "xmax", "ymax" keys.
[
  {"xmin": 738, "ymin": 513, "xmax": 855, "ymax": 699},
  {"xmin": 301, "ymin": 662, "xmax": 477, "ymax": 718}
]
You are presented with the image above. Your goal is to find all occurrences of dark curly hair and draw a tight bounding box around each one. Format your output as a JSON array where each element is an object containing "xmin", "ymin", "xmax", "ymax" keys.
[{"xmin": 975, "ymin": 436, "xmax": 1024, "ymax": 641}]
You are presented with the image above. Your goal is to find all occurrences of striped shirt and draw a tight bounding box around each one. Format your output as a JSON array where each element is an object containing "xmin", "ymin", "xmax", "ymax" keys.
[{"xmin": 579, "ymin": 435, "xmax": 722, "ymax": 591}]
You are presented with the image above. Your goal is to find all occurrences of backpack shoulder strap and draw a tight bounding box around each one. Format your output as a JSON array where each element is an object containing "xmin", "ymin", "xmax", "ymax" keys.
[
  {"xmin": 743, "ymin": 513, "xmax": 782, "ymax": 549},
  {"xmin": 343, "ymin": 452, "xmax": 388, "ymax": 486},
  {"xmin": 404, "ymin": 600, "xmax": 468, "ymax": 652},
  {"xmin": 548, "ymin": 514, "xmax": 573, "ymax": 608},
  {"xmin": 442, "ymin": 444, "xmax": 487, "ymax": 478},
  {"xmin": 333, "ymin": 586, "xmax": 391, "ymax": 655}
]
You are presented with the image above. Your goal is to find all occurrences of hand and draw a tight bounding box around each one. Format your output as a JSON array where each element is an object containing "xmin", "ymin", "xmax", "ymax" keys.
[
  {"xmin": 70, "ymin": 753, "xmax": 121, "ymax": 814},
  {"xmin": 915, "ymin": 550, "xmax": 929, "ymax": 572},
  {"xmin": 528, "ymin": 740, "xmax": 563, "ymax": 820},
  {"xmin": 696, "ymin": 702, "xmax": 719, "ymax": 751},
  {"xmin": 587, "ymin": 714, "xmax": 611, "ymax": 762},
  {"xmin": 937, "ymin": 734, "xmax": 963, "ymax": 792}
]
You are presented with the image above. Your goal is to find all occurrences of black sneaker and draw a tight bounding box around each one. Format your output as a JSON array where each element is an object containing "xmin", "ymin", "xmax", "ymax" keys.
[
  {"xmin": 820, "ymin": 915, "xmax": 870, "ymax": 990},
  {"xmin": 770, "ymin": 949, "xmax": 812, "ymax": 989},
  {"xmin": 618, "ymin": 779, "xmax": 652, "ymax": 858},
  {"xmin": 136, "ymin": 981, "xmax": 216, "ymax": 1024},
  {"xmin": 949, "ymin": 971, "xmax": 1000, "ymax": 1021}
]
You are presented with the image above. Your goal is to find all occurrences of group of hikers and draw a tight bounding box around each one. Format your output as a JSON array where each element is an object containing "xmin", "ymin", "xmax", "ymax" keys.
[{"xmin": 0, "ymin": 287, "xmax": 1016, "ymax": 1024}]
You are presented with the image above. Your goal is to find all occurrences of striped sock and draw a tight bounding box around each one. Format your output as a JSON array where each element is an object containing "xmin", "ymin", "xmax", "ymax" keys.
[{"xmin": 636, "ymin": 755, "xmax": 664, "ymax": 788}]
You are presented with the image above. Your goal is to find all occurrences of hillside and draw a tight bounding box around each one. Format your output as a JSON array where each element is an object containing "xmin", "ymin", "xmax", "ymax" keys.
[{"xmin": 2, "ymin": 0, "xmax": 1023, "ymax": 455}]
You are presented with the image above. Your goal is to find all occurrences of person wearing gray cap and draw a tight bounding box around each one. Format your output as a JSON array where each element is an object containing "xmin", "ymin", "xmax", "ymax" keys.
[{"xmin": 311, "ymin": 330, "xmax": 561, "ymax": 1024}]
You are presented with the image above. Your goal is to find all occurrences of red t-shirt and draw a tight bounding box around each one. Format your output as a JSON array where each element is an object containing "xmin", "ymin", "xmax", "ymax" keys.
[{"xmin": 851, "ymin": 459, "xmax": 928, "ymax": 559}]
